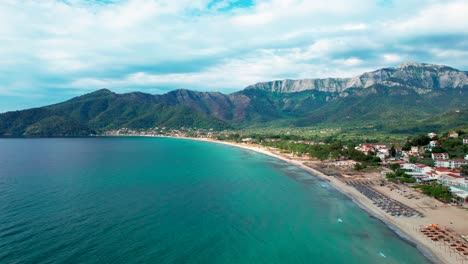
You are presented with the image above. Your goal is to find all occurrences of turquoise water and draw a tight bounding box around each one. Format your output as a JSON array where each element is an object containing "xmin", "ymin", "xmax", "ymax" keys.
[{"xmin": 0, "ymin": 137, "xmax": 430, "ymax": 263}]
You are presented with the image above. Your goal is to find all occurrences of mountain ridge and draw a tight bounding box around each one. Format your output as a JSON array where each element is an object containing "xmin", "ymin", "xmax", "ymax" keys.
[
  {"xmin": 1, "ymin": 63, "xmax": 467, "ymax": 136},
  {"xmin": 245, "ymin": 62, "xmax": 467, "ymax": 94}
]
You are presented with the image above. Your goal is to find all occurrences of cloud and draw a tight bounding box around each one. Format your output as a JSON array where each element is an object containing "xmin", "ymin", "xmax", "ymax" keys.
[
  {"xmin": 383, "ymin": 54, "xmax": 403, "ymax": 64},
  {"xmin": 0, "ymin": 0, "xmax": 467, "ymax": 112}
]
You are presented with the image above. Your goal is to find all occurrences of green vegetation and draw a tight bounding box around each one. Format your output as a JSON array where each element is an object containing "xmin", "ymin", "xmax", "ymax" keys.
[
  {"xmin": 402, "ymin": 129, "xmax": 468, "ymax": 163},
  {"xmin": 461, "ymin": 165, "xmax": 468, "ymax": 176},
  {"xmin": 0, "ymin": 69, "xmax": 467, "ymax": 137},
  {"xmin": 256, "ymin": 139, "xmax": 381, "ymax": 168},
  {"xmin": 403, "ymin": 134, "xmax": 431, "ymax": 150},
  {"xmin": 413, "ymin": 183, "xmax": 453, "ymax": 203},
  {"xmin": 436, "ymin": 132, "xmax": 468, "ymax": 159},
  {"xmin": 0, "ymin": 90, "xmax": 230, "ymax": 136},
  {"xmin": 386, "ymin": 167, "xmax": 416, "ymax": 183}
]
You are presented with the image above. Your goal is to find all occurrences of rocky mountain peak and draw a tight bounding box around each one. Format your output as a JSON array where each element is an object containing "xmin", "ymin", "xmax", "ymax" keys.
[
  {"xmin": 397, "ymin": 62, "xmax": 443, "ymax": 69},
  {"xmin": 245, "ymin": 63, "xmax": 467, "ymax": 94}
]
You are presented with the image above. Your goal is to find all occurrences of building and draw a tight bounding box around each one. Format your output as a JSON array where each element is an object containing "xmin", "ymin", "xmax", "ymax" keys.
[
  {"xmin": 427, "ymin": 132, "xmax": 437, "ymax": 139},
  {"xmin": 435, "ymin": 159, "xmax": 468, "ymax": 169},
  {"xmin": 410, "ymin": 164, "xmax": 432, "ymax": 174},
  {"xmin": 376, "ymin": 152, "xmax": 387, "ymax": 161},
  {"xmin": 451, "ymin": 159, "xmax": 468, "ymax": 168},
  {"xmin": 431, "ymin": 153, "xmax": 449, "ymax": 160},
  {"xmin": 373, "ymin": 144, "xmax": 387, "ymax": 150},
  {"xmin": 333, "ymin": 160, "xmax": 357, "ymax": 168},
  {"xmin": 439, "ymin": 174, "xmax": 465, "ymax": 185},
  {"xmin": 448, "ymin": 132, "xmax": 459, "ymax": 138},
  {"xmin": 463, "ymin": 138, "xmax": 468, "ymax": 145},
  {"xmin": 428, "ymin": 140, "xmax": 440, "ymax": 149},
  {"xmin": 435, "ymin": 160, "xmax": 451, "ymax": 168},
  {"xmin": 410, "ymin": 146, "xmax": 420, "ymax": 155},
  {"xmin": 449, "ymin": 187, "xmax": 468, "ymax": 207},
  {"xmin": 355, "ymin": 144, "xmax": 374, "ymax": 154},
  {"xmin": 400, "ymin": 163, "xmax": 413, "ymax": 170}
]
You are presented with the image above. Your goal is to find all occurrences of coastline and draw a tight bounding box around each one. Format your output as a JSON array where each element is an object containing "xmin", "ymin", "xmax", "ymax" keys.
[{"xmin": 164, "ymin": 136, "xmax": 451, "ymax": 264}]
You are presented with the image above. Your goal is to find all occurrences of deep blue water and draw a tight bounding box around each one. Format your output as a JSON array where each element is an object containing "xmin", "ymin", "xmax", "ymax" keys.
[{"xmin": 0, "ymin": 137, "xmax": 430, "ymax": 263}]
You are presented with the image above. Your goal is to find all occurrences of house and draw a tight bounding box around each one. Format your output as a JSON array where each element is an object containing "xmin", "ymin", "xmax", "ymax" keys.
[
  {"xmin": 466, "ymin": 154, "xmax": 468, "ymax": 160},
  {"xmin": 376, "ymin": 152, "xmax": 387, "ymax": 161},
  {"xmin": 333, "ymin": 160, "xmax": 357, "ymax": 168},
  {"xmin": 448, "ymin": 132, "xmax": 459, "ymax": 138},
  {"xmin": 439, "ymin": 173, "xmax": 465, "ymax": 185},
  {"xmin": 434, "ymin": 167, "xmax": 452, "ymax": 176},
  {"xmin": 451, "ymin": 159, "xmax": 468, "ymax": 168},
  {"xmin": 373, "ymin": 144, "xmax": 387, "ymax": 150},
  {"xmin": 355, "ymin": 144, "xmax": 374, "ymax": 154},
  {"xmin": 410, "ymin": 146, "xmax": 420, "ymax": 155},
  {"xmin": 463, "ymin": 138, "xmax": 468, "ymax": 145},
  {"xmin": 428, "ymin": 132, "xmax": 437, "ymax": 139},
  {"xmin": 428, "ymin": 140, "xmax": 440, "ymax": 149},
  {"xmin": 410, "ymin": 164, "xmax": 432, "ymax": 174},
  {"xmin": 435, "ymin": 160, "xmax": 451, "ymax": 168},
  {"xmin": 431, "ymin": 153, "xmax": 449, "ymax": 160},
  {"xmin": 400, "ymin": 163, "xmax": 413, "ymax": 170}
]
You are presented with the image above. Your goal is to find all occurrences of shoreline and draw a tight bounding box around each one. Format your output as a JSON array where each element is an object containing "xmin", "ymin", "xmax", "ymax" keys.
[
  {"xmin": 163, "ymin": 136, "xmax": 448, "ymax": 264},
  {"xmin": 99, "ymin": 134, "xmax": 468, "ymax": 263}
]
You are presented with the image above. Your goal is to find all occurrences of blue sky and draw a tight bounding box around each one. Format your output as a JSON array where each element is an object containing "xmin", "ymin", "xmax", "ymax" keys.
[{"xmin": 0, "ymin": 0, "xmax": 467, "ymax": 112}]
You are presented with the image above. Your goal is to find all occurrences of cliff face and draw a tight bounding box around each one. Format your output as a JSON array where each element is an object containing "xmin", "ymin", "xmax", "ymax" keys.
[{"xmin": 245, "ymin": 62, "xmax": 468, "ymax": 94}]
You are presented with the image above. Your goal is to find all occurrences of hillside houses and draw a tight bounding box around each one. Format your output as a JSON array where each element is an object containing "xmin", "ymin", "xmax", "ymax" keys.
[{"xmin": 353, "ymin": 132, "xmax": 466, "ymax": 190}]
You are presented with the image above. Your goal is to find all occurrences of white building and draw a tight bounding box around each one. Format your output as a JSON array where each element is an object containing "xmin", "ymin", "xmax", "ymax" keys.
[
  {"xmin": 439, "ymin": 174, "xmax": 465, "ymax": 185},
  {"xmin": 428, "ymin": 140, "xmax": 439, "ymax": 149},
  {"xmin": 431, "ymin": 153, "xmax": 449, "ymax": 160},
  {"xmin": 452, "ymin": 159, "xmax": 468, "ymax": 168},
  {"xmin": 410, "ymin": 164, "xmax": 432, "ymax": 174},
  {"xmin": 435, "ymin": 160, "xmax": 451, "ymax": 168}
]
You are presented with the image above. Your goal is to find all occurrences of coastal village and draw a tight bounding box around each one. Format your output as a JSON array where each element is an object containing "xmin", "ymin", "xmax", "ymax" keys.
[
  {"xmin": 105, "ymin": 127, "xmax": 468, "ymax": 263},
  {"xmin": 352, "ymin": 132, "xmax": 468, "ymax": 205},
  {"xmin": 105, "ymin": 127, "xmax": 468, "ymax": 205}
]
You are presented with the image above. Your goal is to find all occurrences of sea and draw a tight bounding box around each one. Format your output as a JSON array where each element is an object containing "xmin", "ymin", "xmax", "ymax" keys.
[{"xmin": 0, "ymin": 137, "xmax": 431, "ymax": 263}]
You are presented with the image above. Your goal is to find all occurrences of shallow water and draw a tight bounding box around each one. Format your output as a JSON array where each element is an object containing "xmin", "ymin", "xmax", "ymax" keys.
[{"xmin": 0, "ymin": 137, "xmax": 430, "ymax": 263}]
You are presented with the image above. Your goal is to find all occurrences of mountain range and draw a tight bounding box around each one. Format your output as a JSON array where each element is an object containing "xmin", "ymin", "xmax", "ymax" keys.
[{"xmin": 1, "ymin": 62, "xmax": 467, "ymax": 136}]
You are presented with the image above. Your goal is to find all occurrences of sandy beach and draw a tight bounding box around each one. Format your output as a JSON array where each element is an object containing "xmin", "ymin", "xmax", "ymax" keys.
[{"xmin": 168, "ymin": 136, "xmax": 468, "ymax": 264}]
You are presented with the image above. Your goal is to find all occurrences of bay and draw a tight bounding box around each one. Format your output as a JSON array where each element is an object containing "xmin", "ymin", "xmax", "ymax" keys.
[{"xmin": 0, "ymin": 137, "xmax": 430, "ymax": 263}]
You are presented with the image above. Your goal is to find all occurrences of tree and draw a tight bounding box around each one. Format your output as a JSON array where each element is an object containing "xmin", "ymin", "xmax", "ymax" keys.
[
  {"xmin": 390, "ymin": 145, "xmax": 396, "ymax": 157},
  {"xmin": 461, "ymin": 165, "xmax": 468, "ymax": 176},
  {"xmin": 354, "ymin": 163, "xmax": 366, "ymax": 171},
  {"xmin": 409, "ymin": 156, "xmax": 418, "ymax": 163},
  {"xmin": 389, "ymin": 163, "xmax": 400, "ymax": 171},
  {"xmin": 413, "ymin": 183, "xmax": 452, "ymax": 203}
]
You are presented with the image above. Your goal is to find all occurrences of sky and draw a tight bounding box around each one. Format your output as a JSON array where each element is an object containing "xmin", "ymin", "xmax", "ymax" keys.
[{"xmin": 0, "ymin": 0, "xmax": 467, "ymax": 112}]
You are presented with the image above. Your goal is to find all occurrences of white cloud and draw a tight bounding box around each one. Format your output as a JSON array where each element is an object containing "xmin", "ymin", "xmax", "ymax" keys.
[
  {"xmin": 339, "ymin": 57, "xmax": 364, "ymax": 67},
  {"xmin": 383, "ymin": 54, "xmax": 403, "ymax": 63},
  {"xmin": 390, "ymin": 0, "xmax": 468, "ymax": 34},
  {"xmin": 0, "ymin": 0, "xmax": 466, "ymax": 108}
]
